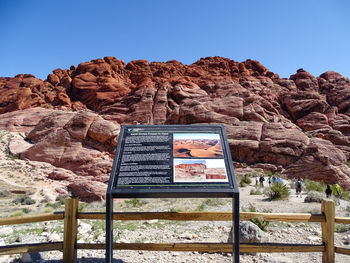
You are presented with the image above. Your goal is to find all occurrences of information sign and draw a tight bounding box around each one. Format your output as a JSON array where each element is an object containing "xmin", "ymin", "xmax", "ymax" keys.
[
  {"xmin": 108, "ymin": 124, "xmax": 238, "ymax": 198},
  {"xmin": 106, "ymin": 125, "xmax": 239, "ymax": 263}
]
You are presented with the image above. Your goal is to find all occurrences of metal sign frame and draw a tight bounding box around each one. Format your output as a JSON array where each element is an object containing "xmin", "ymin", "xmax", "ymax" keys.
[{"xmin": 106, "ymin": 124, "xmax": 239, "ymax": 262}]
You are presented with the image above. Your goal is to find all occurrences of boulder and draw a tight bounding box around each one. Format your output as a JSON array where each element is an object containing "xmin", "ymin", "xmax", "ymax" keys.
[
  {"xmin": 228, "ymin": 221, "xmax": 268, "ymax": 243},
  {"xmin": 304, "ymin": 191, "xmax": 325, "ymax": 203},
  {"xmin": 21, "ymin": 253, "xmax": 43, "ymax": 263},
  {"xmin": 8, "ymin": 132, "xmax": 32, "ymax": 155},
  {"xmin": 68, "ymin": 179, "xmax": 107, "ymax": 202}
]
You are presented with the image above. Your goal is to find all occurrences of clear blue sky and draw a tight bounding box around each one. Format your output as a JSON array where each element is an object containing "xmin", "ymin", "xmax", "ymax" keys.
[{"xmin": 1, "ymin": 0, "xmax": 349, "ymax": 80}]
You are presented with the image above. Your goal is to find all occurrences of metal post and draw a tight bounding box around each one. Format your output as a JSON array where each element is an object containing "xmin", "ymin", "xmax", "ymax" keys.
[
  {"xmin": 106, "ymin": 193, "xmax": 113, "ymax": 263},
  {"xmin": 232, "ymin": 193, "xmax": 239, "ymax": 262}
]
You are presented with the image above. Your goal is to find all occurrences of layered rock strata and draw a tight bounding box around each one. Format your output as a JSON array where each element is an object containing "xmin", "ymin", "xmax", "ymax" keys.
[{"xmin": 1, "ymin": 56, "xmax": 350, "ymax": 200}]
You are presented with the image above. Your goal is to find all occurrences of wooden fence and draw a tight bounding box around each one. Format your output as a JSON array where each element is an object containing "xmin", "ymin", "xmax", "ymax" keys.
[{"xmin": 0, "ymin": 198, "xmax": 349, "ymax": 263}]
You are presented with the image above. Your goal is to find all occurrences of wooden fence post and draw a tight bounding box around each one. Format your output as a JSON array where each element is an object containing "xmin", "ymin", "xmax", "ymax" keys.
[
  {"xmin": 63, "ymin": 198, "xmax": 79, "ymax": 263},
  {"xmin": 321, "ymin": 199, "xmax": 335, "ymax": 263}
]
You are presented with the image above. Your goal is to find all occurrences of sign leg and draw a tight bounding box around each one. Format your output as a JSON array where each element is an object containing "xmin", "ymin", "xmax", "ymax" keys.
[
  {"xmin": 232, "ymin": 194, "xmax": 240, "ymax": 263},
  {"xmin": 106, "ymin": 194, "xmax": 113, "ymax": 262}
]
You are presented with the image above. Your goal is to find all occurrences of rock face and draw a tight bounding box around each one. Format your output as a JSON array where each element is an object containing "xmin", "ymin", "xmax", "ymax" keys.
[
  {"xmin": 1, "ymin": 56, "xmax": 350, "ymax": 200},
  {"xmin": 0, "ymin": 108, "xmax": 119, "ymax": 201}
]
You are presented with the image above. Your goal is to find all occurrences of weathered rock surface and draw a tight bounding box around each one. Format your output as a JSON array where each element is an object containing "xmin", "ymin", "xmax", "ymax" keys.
[
  {"xmin": 0, "ymin": 109, "xmax": 119, "ymax": 201},
  {"xmin": 1, "ymin": 56, "xmax": 350, "ymax": 200},
  {"xmin": 0, "ymin": 107, "xmax": 54, "ymax": 132},
  {"xmin": 22, "ymin": 110, "xmax": 119, "ymax": 176}
]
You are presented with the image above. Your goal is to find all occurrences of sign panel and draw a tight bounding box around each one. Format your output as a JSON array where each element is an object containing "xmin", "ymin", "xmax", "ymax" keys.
[{"xmin": 108, "ymin": 125, "xmax": 237, "ymax": 198}]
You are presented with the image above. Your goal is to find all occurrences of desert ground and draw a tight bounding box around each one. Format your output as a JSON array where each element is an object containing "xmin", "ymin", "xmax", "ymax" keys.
[
  {"xmin": 1, "ymin": 165, "xmax": 350, "ymax": 262},
  {"xmin": 173, "ymin": 139, "xmax": 223, "ymax": 158}
]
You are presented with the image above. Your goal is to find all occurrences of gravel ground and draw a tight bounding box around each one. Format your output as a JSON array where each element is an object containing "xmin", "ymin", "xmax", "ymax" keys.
[{"xmin": 1, "ymin": 174, "xmax": 350, "ymax": 262}]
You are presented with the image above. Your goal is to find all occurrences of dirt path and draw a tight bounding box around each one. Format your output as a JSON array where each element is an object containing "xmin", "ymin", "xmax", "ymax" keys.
[{"xmin": 237, "ymin": 179, "xmax": 348, "ymax": 216}]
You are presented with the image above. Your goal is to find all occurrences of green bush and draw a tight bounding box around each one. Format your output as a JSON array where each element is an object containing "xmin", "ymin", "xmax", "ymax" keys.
[
  {"xmin": 196, "ymin": 202, "xmax": 206, "ymax": 211},
  {"xmin": 264, "ymin": 183, "xmax": 290, "ymax": 201},
  {"xmin": 4, "ymin": 148, "xmax": 19, "ymax": 160},
  {"xmin": 340, "ymin": 189, "xmax": 350, "ymax": 202},
  {"xmin": 250, "ymin": 187, "xmax": 262, "ymax": 195},
  {"xmin": 195, "ymin": 198, "xmax": 226, "ymax": 211},
  {"xmin": 22, "ymin": 208, "xmax": 31, "ymax": 214},
  {"xmin": 203, "ymin": 198, "xmax": 226, "ymax": 206},
  {"xmin": 45, "ymin": 201, "xmax": 63, "ymax": 210},
  {"xmin": 303, "ymin": 179, "xmax": 326, "ymax": 193},
  {"xmin": 0, "ymin": 190, "xmax": 10, "ymax": 197},
  {"xmin": 242, "ymin": 203, "xmax": 270, "ymax": 231},
  {"xmin": 44, "ymin": 196, "xmax": 66, "ymax": 210},
  {"xmin": 12, "ymin": 195, "xmax": 35, "ymax": 205},
  {"xmin": 78, "ymin": 202, "xmax": 88, "ymax": 212},
  {"xmin": 124, "ymin": 198, "xmax": 146, "ymax": 208},
  {"xmin": 239, "ymin": 174, "xmax": 252, "ymax": 187},
  {"xmin": 335, "ymin": 223, "xmax": 350, "ymax": 233}
]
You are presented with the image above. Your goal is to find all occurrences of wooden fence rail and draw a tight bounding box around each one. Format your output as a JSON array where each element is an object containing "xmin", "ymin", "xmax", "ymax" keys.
[
  {"xmin": 0, "ymin": 198, "xmax": 349, "ymax": 263},
  {"xmin": 78, "ymin": 211, "xmax": 326, "ymax": 222}
]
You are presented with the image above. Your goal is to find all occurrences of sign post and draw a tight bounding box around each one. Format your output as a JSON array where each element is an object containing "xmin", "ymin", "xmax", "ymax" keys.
[{"xmin": 106, "ymin": 124, "xmax": 239, "ymax": 262}]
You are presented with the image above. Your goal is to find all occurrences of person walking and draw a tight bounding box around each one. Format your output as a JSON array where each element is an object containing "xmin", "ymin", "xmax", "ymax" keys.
[
  {"xmin": 332, "ymin": 183, "xmax": 342, "ymax": 199},
  {"xmin": 295, "ymin": 177, "xmax": 302, "ymax": 198},
  {"xmin": 325, "ymin": 185, "xmax": 332, "ymax": 198},
  {"xmin": 259, "ymin": 176, "xmax": 265, "ymax": 187}
]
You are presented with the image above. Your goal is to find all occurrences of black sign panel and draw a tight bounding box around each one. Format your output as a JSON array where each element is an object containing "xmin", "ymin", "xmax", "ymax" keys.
[{"xmin": 107, "ymin": 125, "xmax": 238, "ymax": 198}]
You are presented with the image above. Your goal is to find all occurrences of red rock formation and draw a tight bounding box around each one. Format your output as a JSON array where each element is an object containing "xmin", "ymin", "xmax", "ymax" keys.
[
  {"xmin": 1, "ymin": 56, "xmax": 350, "ymax": 199},
  {"xmin": 0, "ymin": 74, "xmax": 73, "ymax": 114},
  {"xmin": 175, "ymin": 163, "xmax": 206, "ymax": 173},
  {"xmin": 0, "ymin": 108, "xmax": 119, "ymax": 201},
  {"xmin": 20, "ymin": 109, "xmax": 119, "ymax": 175},
  {"xmin": 206, "ymin": 174, "xmax": 227, "ymax": 179}
]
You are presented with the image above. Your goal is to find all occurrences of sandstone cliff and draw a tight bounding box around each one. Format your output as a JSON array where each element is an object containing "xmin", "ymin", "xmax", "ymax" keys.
[{"xmin": 1, "ymin": 56, "xmax": 350, "ymax": 201}]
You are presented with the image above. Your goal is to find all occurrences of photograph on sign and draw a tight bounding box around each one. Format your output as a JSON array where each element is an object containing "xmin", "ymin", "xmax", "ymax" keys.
[
  {"xmin": 174, "ymin": 159, "xmax": 228, "ymax": 183},
  {"xmin": 173, "ymin": 133, "xmax": 224, "ymax": 158}
]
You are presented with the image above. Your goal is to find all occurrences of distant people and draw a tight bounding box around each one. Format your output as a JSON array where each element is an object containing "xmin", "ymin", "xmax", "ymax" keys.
[
  {"xmin": 332, "ymin": 183, "xmax": 342, "ymax": 199},
  {"xmin": 259, "ymin": 176, "xmax": 265, "ymax": 187},
  {"xmin": 268, "ymin": 177, "xmax": 272, "ymax": 186},
  {"xmin": 272, "ymin": 176, "xmax": 276, "ymax": 184},
  {"xmin": 325, "ymin": 185, "xmax": 332, "ymax": 198},
  {"xmin": 255, "ymin": 176, "xmax": 259, "ymax": 186},
  {"xmin": 276, "ymin": 177, "xmax": 282, "ymax": 184},
  {"xmin": 295, "ymin": 177, "xmax": 302, "ymax": 198}
]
